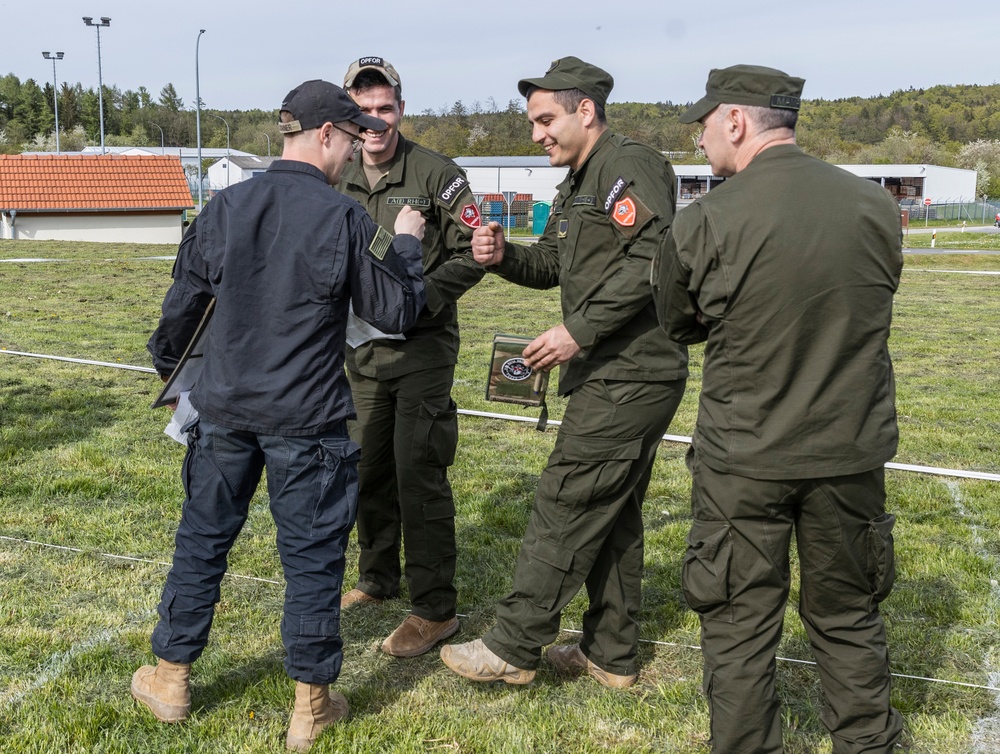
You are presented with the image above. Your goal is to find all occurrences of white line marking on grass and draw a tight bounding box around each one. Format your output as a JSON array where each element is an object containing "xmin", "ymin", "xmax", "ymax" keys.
[
  {"xmin": 973, "ymin": 672, "xmax": 1000, "ymax": 752},
  {"xmin": 943, "ymin": 480, "xmax": 1000, "ymax": 746},
  {"xmin": 0, "ymin": 536, "xmax": 281, "ymax": 585},
  {"xmin": 0, "ymin": 609, "xmax": 154, "ymax": 712},
  {"xmin": 5, "ymin": 535, "xmax": 998, "ymax": 693}
]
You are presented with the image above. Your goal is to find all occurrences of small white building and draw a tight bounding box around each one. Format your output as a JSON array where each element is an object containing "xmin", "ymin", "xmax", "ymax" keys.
[
  {"xmin": 836, "ymin": 164, "xmax": 976, "ymax": 205},
  {"xmin": 206, "ymin": 155, "xmax": 279, "ymax": 190}
]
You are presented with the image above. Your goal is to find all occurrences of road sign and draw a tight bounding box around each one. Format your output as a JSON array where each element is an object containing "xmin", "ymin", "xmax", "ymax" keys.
[{"xmin": 924, "ymin": 197, "xmax": 932, "ymax": 206}]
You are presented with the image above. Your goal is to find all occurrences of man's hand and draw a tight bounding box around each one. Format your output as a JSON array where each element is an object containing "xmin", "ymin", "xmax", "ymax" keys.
[
  {"xmin": 523, "ymin": 324, "xmax": 580, "ymax": 371},
  {"xmin": 472, "ymin": 221, "xmax": 505, "ymax": 266},
  {"xmin": 394, "ymin": 205, "xmax": 426, "ymax": 241}
]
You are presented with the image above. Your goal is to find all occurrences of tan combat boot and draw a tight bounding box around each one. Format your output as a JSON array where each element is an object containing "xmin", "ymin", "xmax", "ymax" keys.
[
  {"xmin": 130, "ymin": 659, "xmax": 192, "ymax": 723},
  {"xmin": 545, "ymin": 644, "xmax": 637, "ymax": 689},
  {"xmin": 285, "ymin": 681, "xmax": 349, "ymax": 751}
]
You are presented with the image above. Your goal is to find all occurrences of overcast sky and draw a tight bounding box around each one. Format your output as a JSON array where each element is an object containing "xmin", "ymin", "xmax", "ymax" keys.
[{"xmin": 3, "ymin": 0, "xmax": 996, "ymax": 115}]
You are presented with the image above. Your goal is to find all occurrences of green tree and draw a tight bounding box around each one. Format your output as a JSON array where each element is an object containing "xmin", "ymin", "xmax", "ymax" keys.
[{"xmin": 159, "ymin": 83, "xmax": 184, "ymax": 112}]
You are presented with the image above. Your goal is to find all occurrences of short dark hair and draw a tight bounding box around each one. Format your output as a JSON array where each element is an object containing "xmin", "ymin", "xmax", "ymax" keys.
[
  {"xmin": 348, "ymin": 69, "xmax": 402, "ymax": 103},
  {"xmin": 526, "ymin": 85, "xmax": 607, "ymax": 125}
]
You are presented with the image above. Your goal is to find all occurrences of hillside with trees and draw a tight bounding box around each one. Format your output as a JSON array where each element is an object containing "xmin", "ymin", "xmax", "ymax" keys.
[{"xmin": 2, "ymin": 74, "xmax": 999, "ymax": 196}]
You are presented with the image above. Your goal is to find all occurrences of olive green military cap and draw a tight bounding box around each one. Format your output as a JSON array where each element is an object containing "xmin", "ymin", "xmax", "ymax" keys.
[
  {"xmin": 344, "ymin": 56, "xmax": 401, "ymax": 89},
  {"xmin": 517, "ymin": 56, "xmax": 614, "ymax": 109},
  {"xmin": 679, "ymin": 64, "xmax": 805, "ymax": 123}
]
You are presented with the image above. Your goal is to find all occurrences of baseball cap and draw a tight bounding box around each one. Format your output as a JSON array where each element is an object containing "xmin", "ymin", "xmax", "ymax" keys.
[
  {"xmin": 679, "ymin": 64, "xmax": 805, "ymax": 124},
  {"xmin": 517, "ymin": 56, "xmax": 614, "ymax": 110},
  {"xmin": 278, "ymin": 79, "xmax": 387, "ymax": 135},
  {"xmin": 343, "ymin": 56, "xmax": 401, "ymax": 89}
]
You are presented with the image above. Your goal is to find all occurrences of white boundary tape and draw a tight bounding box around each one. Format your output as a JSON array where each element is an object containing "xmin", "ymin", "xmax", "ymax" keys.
[
  {"xmin": 2, "ymin": 348, "xmax": 999, "ymax": 482},
  {"xmin": 2, "ymin": 534, "xmax": 997, "ymax": 693}
]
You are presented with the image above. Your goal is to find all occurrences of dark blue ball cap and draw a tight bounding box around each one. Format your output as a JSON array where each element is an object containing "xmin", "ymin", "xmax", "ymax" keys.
[{"xmin": 279, "ymin": 79, "xmax": 387, "ymax": 134}]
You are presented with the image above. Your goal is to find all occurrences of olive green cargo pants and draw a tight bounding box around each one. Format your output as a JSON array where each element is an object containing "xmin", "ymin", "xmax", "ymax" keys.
[
  {"xmin": 484, "ymin": 378, "xmax": 685, "ymax": 675},
  {"xmin": 347, "ymin": 366, "xmax": 458, "ymax": 621},
  {"xmin": 684, "ymin": 450, "xmax": 903, "ymax": 753}
]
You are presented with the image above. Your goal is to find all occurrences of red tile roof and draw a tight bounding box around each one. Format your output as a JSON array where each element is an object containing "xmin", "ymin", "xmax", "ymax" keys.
[{"xmin": 0, "ymin": 154, "xmax": 194, "ymax": 211}]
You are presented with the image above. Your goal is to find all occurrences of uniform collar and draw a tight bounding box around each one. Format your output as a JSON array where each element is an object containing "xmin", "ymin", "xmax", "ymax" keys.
[
  {"xmin": 266, "ymin": 159, "xmax": 330, "ymax": 184},
  {"xmin": 568, "ymin": 129, "xmax": 613, "ymax": 188}
]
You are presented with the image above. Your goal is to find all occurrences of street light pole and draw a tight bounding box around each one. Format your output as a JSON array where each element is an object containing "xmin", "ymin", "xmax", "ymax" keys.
[
  {"xmin": 82, "ymin": 16, "xmax": 111, "ymax": 155},
  {"xmin": 260, "ymin": 132, "xmax": 270, "ymax": 157},
  {"xmin": 209, "ymin": 113, "xmax": 231, "ymax": 187},
  {"xmin": 195, "ymin": 29, "xmax": 206, "ymax": 211},
  {"xmin": 150, "ymin": 122, "xmax": 164, "ymax": 154},
  {"xmin": 41, "ymin": 51, "xmax": 64, "ymax": 153}
]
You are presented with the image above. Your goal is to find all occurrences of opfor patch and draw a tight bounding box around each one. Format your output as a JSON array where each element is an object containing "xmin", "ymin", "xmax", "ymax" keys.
[
  {"xmin": 460, "ymin": 203, "xmax": 482, "ymax": 228},
  {"xmin": 501, "ymin": 357, "xmax": 532, "ymax": 381},
  {"xmin": 613, "ymin": 197, "xmax": 637, "ymax": 227}
]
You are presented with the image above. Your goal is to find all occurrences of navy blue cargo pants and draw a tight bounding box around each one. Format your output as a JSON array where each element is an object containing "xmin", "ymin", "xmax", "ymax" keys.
[{"xmin": 151, "ymin": 417, "xmax": 360, "ymax": 685}]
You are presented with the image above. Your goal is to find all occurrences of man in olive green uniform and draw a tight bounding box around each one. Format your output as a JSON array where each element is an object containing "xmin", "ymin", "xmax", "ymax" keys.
[
  {"xmin": 440, "ymin": 57, "xmax": 688, "ymax": 688},
  {"xmin": 339, "ymin": 57, "xmax": 485, "ymax": 657},
  {"xmin": 652, "ymin": 65, "xmax": 904, "ymax": 753}
]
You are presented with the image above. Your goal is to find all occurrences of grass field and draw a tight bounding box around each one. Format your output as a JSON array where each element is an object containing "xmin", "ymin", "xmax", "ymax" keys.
[{"xmin": 1, "ymin": 239, "xmax": 999, "ymax": 753}]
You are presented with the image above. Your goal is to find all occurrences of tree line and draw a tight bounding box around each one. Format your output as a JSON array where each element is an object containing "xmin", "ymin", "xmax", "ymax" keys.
[{"xmin": 2, "ymin": 73, "xmax": 999, "ymax": 196}]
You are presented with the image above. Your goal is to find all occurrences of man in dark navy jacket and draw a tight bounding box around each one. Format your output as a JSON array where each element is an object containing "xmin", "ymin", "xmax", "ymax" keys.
[{"xmin": 133, "ymin": 79, "xmax": 426, "ymax": 752}]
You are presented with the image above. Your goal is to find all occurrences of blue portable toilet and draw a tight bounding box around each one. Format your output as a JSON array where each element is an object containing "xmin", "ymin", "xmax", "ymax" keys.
[{"xmin": 532, "ymin": 201, "xmax": 551, "ymax": 234}]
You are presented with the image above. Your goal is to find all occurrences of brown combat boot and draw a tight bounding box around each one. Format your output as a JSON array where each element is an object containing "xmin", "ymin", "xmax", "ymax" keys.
[
  {"xmin": 130, "ymin": 659, "xmax": 192, "ymax": 723},
  {"xmin": 340, "ymin": 588, "xmax": 382, "ymax": 609},
  {"xmin": 285, "ymin": 681, "xmax": 349, "ymax": 751},
  {"xmin": 381, "ymin": 614, "xmax": 459, "ymax": 657}
]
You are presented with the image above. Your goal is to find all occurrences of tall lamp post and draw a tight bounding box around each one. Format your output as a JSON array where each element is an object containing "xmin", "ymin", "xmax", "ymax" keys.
[
  {"xmin": 82, "ymin": 16, "xmax": 111, "ymax": 155},
  {"xmin": 150, "ymin": 122, "xmax": 164, "ymax": 154},
  {"xmin": 260, "ymin": 131, "xmax": 270, "ymax": 157},
  {"xmin": 209, "ymin": 114, "xmax": 231, "ymax": 187},
  {"xmin": 41, "ymin": 51, "xmax": 64, "ymax": 153},
  {"xmin": 195, "ymin": 29, "xmax": 206, "ymax": 211}
]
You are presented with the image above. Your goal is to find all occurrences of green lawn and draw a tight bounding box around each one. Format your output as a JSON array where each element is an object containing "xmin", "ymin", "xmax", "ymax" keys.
[{"xmin": 1, "ymin": 240, "xmax": 998, "ymax": 753}]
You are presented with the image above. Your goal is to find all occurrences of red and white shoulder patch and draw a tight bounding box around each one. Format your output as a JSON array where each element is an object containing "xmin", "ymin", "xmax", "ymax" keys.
[
  {"xmin": 460, "ymin": 203, "xmax": 482, "ymax": 228},
  {"xmin": 612, "ymin": 197, "xmax": 637, "ymax": 227}
]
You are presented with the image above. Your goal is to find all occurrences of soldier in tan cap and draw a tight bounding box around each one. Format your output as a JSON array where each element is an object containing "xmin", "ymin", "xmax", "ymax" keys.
[
  {"xmin": 653, "ymin": 64, "xmax": 905, "ymax": 753},
  {"xmin": 336, "ymin": 57, "xmax": 484, "ymax": 658},
  {"xmin": 440, "ymin": 56, "xmax": 688, "ymax": 689}
]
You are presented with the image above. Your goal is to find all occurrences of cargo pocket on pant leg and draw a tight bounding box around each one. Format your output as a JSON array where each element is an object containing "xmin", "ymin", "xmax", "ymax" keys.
[
  {"xmin": 151, "ymin": 586, "xmax": 177, "ymax": 651},
  {"xmin": 311, "ymin": 438, "xmax": 362, "ymax": 537},
  {"xmin": 682, "ymin": 520, "xmax": 734, "ymax": 624},
  {"xmin": 867, "ymin": 513, "xmax": 896, "ymax": 605},
  {"xmin": 290, "ymin": 613, "xmax": 342, "ymax": 682},
  {"xmin": 411, "ymin": 398, "xmax": 458, "ymax": 468},
  {"xmin": 515, "ymin": 536, "xmax": 575, "ymax": 611},
  {"xmin": 553, "ymin": 435, "xmax": 644, "ymax": 510}
]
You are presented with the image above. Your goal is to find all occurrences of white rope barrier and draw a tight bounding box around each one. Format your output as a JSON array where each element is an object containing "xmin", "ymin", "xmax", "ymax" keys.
[
  {"xmin": 0, "ymin": 349, "xmax": 157, "ymax": 373},
  {"xmin": 2, "ymin": 348, "xmax": 999, "ymax": 482},
  {"xmin": 2, "ymin": 534, "xmax": 996, "ymax": 693}
]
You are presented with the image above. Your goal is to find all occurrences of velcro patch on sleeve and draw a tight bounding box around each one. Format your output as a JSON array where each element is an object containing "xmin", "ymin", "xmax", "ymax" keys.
[
  {"xmin": 603, "ymin": 176, "xmax": 630, "ymax": 215},
  {"xmin": 611, "ymin": 190, "xmax": 655, "ymax": 238},
  {"xmin": 458, "ymin": 203, "xmax": 482, "ymax": 228},
  {"xmin": 368, "ymin": 225, "xmax": 393, "ymax": 260},
  {"xmin": 438, "ymin": 174, "xmax": 470, "ymax": 208}
]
